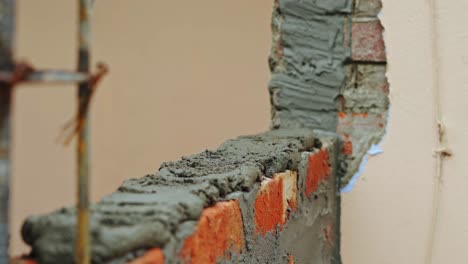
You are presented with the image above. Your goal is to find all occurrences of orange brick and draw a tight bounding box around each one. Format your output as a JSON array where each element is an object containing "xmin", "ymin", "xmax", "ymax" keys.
[
  {"xmin": 179, "ymin": 200, "xmax": 244, "ymax": 264},
  {"xmin": 342, "ymin": 134, "xmax": 353, "ymax": 155},
  {"xmin": 128, "ymin": 248, "xmax": 164, "ymax": 264},
  {"xmin": 305, "ymin": 150, "xmax": 330, "ymax": 197},
  {"xmin": 254, "ymin": 171, "xmax": 297, "ymax": 235}
]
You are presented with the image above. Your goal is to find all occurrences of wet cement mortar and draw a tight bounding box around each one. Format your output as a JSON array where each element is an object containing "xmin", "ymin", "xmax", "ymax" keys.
[
  {"xmin": 269, "ymin": 0, "xmax": 389, "ymax": 184},
  {"xmin": 269, "ymin": 0, "xmax": 352, "ymax": 131},
  {"xmin": 21, "ymin": 0, "xmax": 389, "ymax": 262},
  {"xmin": 22, "ymin": 129, "xmax": 320, "ymax": 264},
  {"xmin": 224, "ymin": 132, "xmax": 341, "ymax": 264}
]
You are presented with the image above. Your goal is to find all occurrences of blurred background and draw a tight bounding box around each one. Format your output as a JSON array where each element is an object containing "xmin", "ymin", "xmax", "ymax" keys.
[
  {"xmin": 10, "ymin": 0, "xmax": 468, "ymax": 263},
  {"xmin": 11, "ymin": 0, "xmax": 271, "ymax": 256}
]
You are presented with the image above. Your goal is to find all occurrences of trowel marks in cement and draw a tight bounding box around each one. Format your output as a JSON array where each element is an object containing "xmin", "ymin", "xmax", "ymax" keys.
[
  {"xmin": 20, "ymin": 0, "xmax": 389, "ymax": 262},
  {"xmin": 21, "ymin": 130, "xmax": 320, "ymax": 264},
  {"xmin": 269, "ymin": 0, "xmax": 389, "ymax": 187}
]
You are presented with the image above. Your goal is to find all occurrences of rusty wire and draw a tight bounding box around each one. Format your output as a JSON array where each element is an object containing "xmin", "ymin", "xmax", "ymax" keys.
[
  {"xmin": 0, "ymin": 62, "xmax": 106, "ymax": 86},
  {"xmin": 0, "ymin": 0, "xmax": 105, "ymax": 262},
  {"xmin": 0, "ymin": 59, "xmax": 106, "ymax": 263},
  {"xmin": 76, "ymin": 0, "xmax": 93, "ymax": 263}
]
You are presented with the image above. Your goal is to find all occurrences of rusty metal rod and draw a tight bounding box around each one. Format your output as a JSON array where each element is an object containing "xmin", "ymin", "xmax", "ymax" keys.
[
  {"xmin": 0, "ymin": 1, "xmax": 105, "ymax": 262},
  {"xmin": 0, "ymin": 69, "xmax": 89, "ymax": 84},
  {"xmin": 29, "ymin": 70, "xmax": 89, "ymax": 83},
  {"xmin": 76, "ymin": 0, "xmax": 92, "ymax": 263},
  {"xmin": 0, "ymin": 64, "xmax": 107, "ymax": 85},
  {"xmin": 0, "ymin": 0, "xmax": 14, "ymax": 262}
]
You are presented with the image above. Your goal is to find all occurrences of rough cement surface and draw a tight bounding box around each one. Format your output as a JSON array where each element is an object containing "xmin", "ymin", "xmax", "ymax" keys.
[
  {"xmin": 21, "ymin": 129, "xmax": 318, "ymax": 264},
  {"xmin": 219, "ymin": 136, "xmax": 340, "ymax": 264},
  {"xmin": 20, "ymin": 0, "xmax": 390, "ymax": 262},
  {"xmin": 280, "ymin": 137, "xmax": 341, "ymax": 264},
  {"xmin": 342, "ymin": 64, "xmax": 388, "ymax": 114},
  {"xmin": 269, "ymin": 0, "xmax": 352, "ymax": 131},
  {"xmin": 269, "ymin": 0, "xmax": 389, "ymax": 185}
]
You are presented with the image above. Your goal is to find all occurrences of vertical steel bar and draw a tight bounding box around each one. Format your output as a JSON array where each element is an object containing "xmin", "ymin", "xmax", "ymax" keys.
[
  {"xmin": 77, "ymin": 0, "xmax": 92, "ymax": 263},
  {"xmin": 0, "ymin": 0, "xmax": 14, "ymax": 262}
]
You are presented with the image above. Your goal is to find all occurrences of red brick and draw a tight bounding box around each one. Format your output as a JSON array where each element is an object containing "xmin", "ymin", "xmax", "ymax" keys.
[
  {"xmin": 337, "ymin": 112, "xmax": 384, "ymax": 136},
  {"xmin": 342, "ymin": 134, "xmax": 353, "ymax": 155},
  {"xmin": 352, "ymin": 21, "xmax": 386, "ymax": 62},
  {"xmin": 128, "ymin": 248, "xmax": 164, "ymax": 264},
  {"xmin": 305, "ymin": 150, "xmax": 330, "ymax": 197},
  {"xmin": 179, "ymin": 200, "xmax": 244, "ymax": 264},
  {"xmin": 255, "ymin": 176, "xmax": 283, "ymax": 235},
  {"xmin": 254, "ymin": 171, "xmax": 297, "ymax": 235}
]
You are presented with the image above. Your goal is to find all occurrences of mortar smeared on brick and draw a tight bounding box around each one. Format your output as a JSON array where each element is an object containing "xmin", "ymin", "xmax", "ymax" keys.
[
  {"xmin": 230, "ymin": 133, "xmax": 341, "ymax": 264},
  {"xmin": 21, "ymin": 130, "xmax": 319, "ymax": 263},
  {"xmin": 19, "ymin": 0, "xmax": 388, "ymax": 263},
  {"xmin": 269, "ymin": 0, "xmax": 389, "ymax": 185},
  {"xmin": 269, "ymin": 0, "xmax": 352, "ymax": 131}
]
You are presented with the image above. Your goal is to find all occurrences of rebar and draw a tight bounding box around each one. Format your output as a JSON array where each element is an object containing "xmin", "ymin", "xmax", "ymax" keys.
[
  {"xmin": 0, "ymin": 1, "xmax": 105, "ymax": 262},
  {"xmin": 76, "ymin": 0, "xmax": 93, "ymax": 263}
]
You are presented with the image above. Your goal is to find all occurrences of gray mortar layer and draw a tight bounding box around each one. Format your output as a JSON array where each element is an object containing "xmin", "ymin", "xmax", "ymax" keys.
[
  {"xmin": 21, "ymin": 129, "xmax": 319, "ymax": 264},
  {"xmin": 279, "ymin": 134, "xmax": 341, "ymax": 264},
  {"xmin": 21, "ymin": 0, "xmax": 389, "ymax": 262},
  {"xmin": 219, "ymin": 134, "xmax": 340, "ymax": 264},
  {"xmin": 269, "ymin": 0, "xmax": 352, "ymax": 131},
  {"xmin": 269, "ymin": 0, "xmax": 388, "ymax": 186}
]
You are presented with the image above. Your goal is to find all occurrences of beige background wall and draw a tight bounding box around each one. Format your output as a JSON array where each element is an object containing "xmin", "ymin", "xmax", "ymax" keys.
[
  {"xmin": 11, "ymin": 0, "xmax": 272, "ymax": 255},
  {"xmin": 10, "ymin": 1, "xmax": 468, "ymax": 263},
  {"xmin": 342, "ymin": 0, "xmax": 468, "ymax": 263}
]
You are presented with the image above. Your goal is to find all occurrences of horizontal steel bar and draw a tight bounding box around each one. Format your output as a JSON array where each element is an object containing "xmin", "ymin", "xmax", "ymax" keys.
[{"xmin": 0, "ymin": 62, "xmax": 108, "ymax": 86}]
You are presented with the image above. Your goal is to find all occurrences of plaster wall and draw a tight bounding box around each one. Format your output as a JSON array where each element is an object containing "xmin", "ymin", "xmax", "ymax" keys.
[{"xmin": 342, "ymin": 0, "xmax": 468, "ymax": 263}]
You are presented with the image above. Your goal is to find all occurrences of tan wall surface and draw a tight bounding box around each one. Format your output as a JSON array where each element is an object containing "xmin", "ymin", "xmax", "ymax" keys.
[
  {"xmin": 342, "ymin": 0, "xmax": 468, "ymax": 263},
  {"xmin": 11, "ymin": 0, "xmax": 271, "ymax": 255},
  {"xmin": 10, "ymin": 1, "xmax": 468, "ymax": 263}
]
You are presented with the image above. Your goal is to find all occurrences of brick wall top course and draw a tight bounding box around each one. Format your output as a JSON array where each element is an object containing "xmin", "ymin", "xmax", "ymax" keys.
[{"xmin": 20, "ymin": 129, "xmax": 331, "ymax": 264}]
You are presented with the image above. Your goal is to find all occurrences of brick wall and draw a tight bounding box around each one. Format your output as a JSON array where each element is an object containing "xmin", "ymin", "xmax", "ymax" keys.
[
  {"xmin": 269, "ymin": 0, "xmax": 388, "ymax": 186},
  {"xmin": 129, "ymin": 145, "xmax": 340, "ymax": 264},
  {"xmin": 15, "ymin": 0, "xmax": 388, "ymax": 263},
  {"xmin": 17, "ymin": 131, "xmax": 340, "ymax": 264},
  {"xmin": 339, "ymin": 0, "xmax": 388, "ymax": 187}
]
